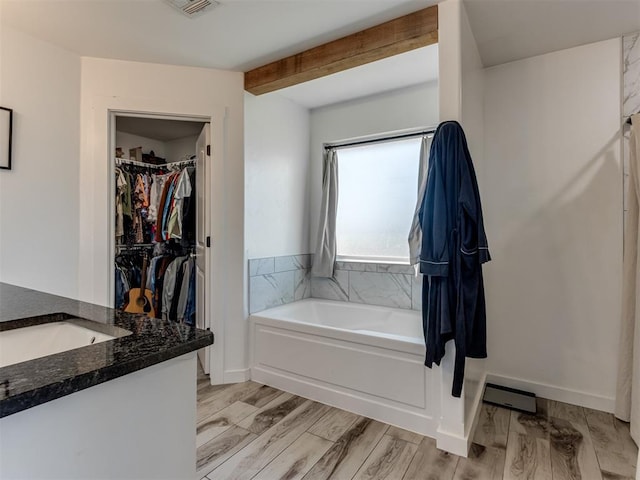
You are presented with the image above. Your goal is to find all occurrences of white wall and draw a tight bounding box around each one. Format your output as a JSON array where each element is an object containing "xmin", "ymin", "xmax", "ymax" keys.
[
  {"xmin": 0, "ymin": 26, "xmax": 81, "ymax": 298},
  {"xmin": 483, "ymin": 38, "xmax": 622, "ymax": 411},
  {"xmin": 309, "ymin": 82, "xmax": 439, "ymax": 252},
  {"xmin": 0, "ymin": 24, "xmax": 246, "ymax": 383},
  {"xmin": 115, "ymin": 131, "xmax": 167, "ymax": 159},
  {"xmin": 459, "ymin": 0, "xmax": 487, "ymax": 429},
  {"xmin": 245, "ymin": 92, "xmax": 310, "ymax": 259},
  {"xmin": 438, "ymin": 0, "xmax": 462, "ymax": 122},
  {"xmin": 165, "ymin": 134, "xmax": 198, "ymax": 163},
  {"xmin": 460, "ymin": 2, "xmax": 485, "ymax": 186},
  {"xmin": 79, "ymin": 57, "xmax": 245, "ymax": 383}
]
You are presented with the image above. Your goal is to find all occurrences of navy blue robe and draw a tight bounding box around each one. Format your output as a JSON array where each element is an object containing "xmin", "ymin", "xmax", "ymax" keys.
[{"xmin": 418, "ymin": 121, "xmax": 490, "ymax": 397}]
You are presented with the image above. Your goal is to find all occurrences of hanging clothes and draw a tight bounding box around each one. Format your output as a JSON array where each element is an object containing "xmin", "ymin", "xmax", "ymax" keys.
[
  {"xmin": 114, "ymin": 157, "xmax": 197, "ymax": 320},
  {"xmin": 114, "ymin": 264, "xmax": 130, "ymax": 309},
  {"xmin": 122, "ymin": 171, "xmax": 133, "ymax": 219},
  {"xmin": 152, "ymin": 255, "xmax": 174, "ymax": 315},
  {"xmin": 162, "ymin": 255, "xmax": 190, "ymax": 320},
  {"xmin": 180, "ymin": 167, "xmax": 197, "ymax": 247},
  {"xmin": 153, "ymin": 168, "xmax": 196, "ymax": 243},
  {"xmin": 115, "ymin": 253, "xmax": 142, "ymax": 289},
  {"xmin": 168, "ymin": 168, "xmax": 192, "ymax": 240},
  {"xmin": 183, "ymin": 265, "xmax": 196, "ymax": 326},
  {"xmin": 148, "ymin": 172, "xmax": 172, "ymax": 223},
  {"xmin": 175, "ymin": 256, "xmax": 195, "ymax": 322},
  {"xmin": 146, "ymin": 255, "xmax": 161, "ymax": 292},
  {"xmin": 156, "ymin": 172, "xmax": 178, "ymax": 242},
  {"xmin": 115, "ymin": 163, "xmax": 156, "ymax": 245},
  {"xmin": 115, "ymin": 167, "xmax": 128, "ymax": 241},
  {"xmin": 169, "ymin": 256, "xmax": 194, "ymax": 321},
  {"xmin": 132, "ymin": 173, "xmax": 150, "ymax": 243},
  {"xmin": 418, "ymin": 121, "xmax": 490, "ymax": 398}
]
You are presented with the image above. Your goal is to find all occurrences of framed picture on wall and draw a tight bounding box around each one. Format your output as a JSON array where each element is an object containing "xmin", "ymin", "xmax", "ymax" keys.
[{"xmin": 0, "ymin": 107, "xmax": 12, "ymax": 170}]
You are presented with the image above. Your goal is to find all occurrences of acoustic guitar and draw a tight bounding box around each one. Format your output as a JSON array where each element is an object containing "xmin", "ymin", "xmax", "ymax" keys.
[{"xmin": 124, "ymin": 254, "xmax": 156, "ymax": 317}]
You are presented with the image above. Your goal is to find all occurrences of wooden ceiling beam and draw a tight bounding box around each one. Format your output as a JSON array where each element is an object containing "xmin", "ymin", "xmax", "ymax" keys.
[{"xmin": 244, "ymin": 5, "xmax": 438, "ymax": 95}]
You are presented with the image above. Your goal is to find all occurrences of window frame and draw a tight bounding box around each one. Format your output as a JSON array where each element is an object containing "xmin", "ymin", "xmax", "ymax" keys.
[{"xmin": 327, "ymin": 130, "xmax": 433, "ymax": 266}]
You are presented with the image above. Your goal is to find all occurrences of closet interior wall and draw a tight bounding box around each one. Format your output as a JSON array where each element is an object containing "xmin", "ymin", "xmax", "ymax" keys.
[{"xmin": 113, "ymin": 116, "xmax": 203, "ymax": 326}]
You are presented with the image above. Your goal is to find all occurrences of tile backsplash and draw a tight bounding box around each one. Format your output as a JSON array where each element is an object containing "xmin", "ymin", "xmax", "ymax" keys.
[
  {"xmin": 624, "ymin": 33, "xmax": 639, "ymax": 224},
  {"xmin": 248, "ymin": 255, "xmax": 422, "ymax": 314},
  {"xmin": 310, "ymin": 261, "xmax": 422, "ymax": 311},
  {"xmin": 248, "ymin": 255, "xmax": 312, "ymax": 314}
]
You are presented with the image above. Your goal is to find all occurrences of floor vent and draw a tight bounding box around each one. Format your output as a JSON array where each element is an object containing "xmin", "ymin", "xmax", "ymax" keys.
[
  {"xmin": 164, "ymin": 0, "xmax": 220, "ymax": 18},
  {"xmin": 483, "ymin": 383, "xmax": 537, "ymax": 414}
]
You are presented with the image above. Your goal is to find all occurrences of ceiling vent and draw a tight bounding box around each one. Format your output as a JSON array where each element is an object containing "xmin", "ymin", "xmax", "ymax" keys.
[{"xmin": 164, "ymin": 0, "xmax": 220, "ymax": 18}]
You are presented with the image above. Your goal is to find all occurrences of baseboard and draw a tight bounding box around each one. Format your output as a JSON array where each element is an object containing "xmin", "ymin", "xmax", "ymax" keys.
[
  {"xmin": 224, "ymin": 368, "xmax": 251, "ymax": 383},
  {"xmin": 485, "ymin": 373, "xmax": 615, "ymax": 413},
  {"xmin": 436, "ymin": 427, "xmax": 470, "ymax": 457},
  {"xmin": 252, "ymin": 365, "xmax": 438, "ymax": 439}
]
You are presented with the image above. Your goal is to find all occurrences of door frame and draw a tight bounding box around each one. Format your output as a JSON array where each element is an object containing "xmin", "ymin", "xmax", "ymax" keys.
[
  {"xmin": 195, "ymin": 122, "xmax": 211, "ymax": 374},
  {"xmin": 104, "ymin": 106, "xmax": 225, "ymax": 385},
  {"xmin": 107, "ymin": 111, "xmax": 208, "ymax": 308}
]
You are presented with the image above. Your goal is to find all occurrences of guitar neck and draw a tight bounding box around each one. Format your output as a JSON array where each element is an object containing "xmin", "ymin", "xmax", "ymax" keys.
[{"xmin": 139, "ymin": 256, "xmax": 148, "ymax": 301}]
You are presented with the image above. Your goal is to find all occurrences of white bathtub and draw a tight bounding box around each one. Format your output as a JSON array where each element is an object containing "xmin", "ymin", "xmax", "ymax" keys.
[
  {"xmin": 255, "ymin": 299, "xmax": 425, "ymax": 348},
  {"xmin": 0, "ymin": 321, "xmax": 117, "ymax": 368},
  {"xmin": 250, "ymin": 299, "xmax": 478, "ymax": 456}
]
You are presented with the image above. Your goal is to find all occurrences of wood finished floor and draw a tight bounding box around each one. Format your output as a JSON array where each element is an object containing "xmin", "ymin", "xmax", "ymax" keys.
[{"xmin": 196, "ymin": 370, "xmax": 637, "ymax": 480}]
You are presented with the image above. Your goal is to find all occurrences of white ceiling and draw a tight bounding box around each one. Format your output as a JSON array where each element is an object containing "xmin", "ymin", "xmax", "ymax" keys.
[
  {"xmin": 464, "ymin": 0, "xmax": 640, "ymax": 67},
  {"xmin": 0, "ymin": 0, "xmax": 436, "ymax": 71},
  {"xmin": 272, "ymin": 44, "xmax": 439, "ymax": 109},
  {"xmin": 2, "ymin": 0, "xmax": 639, "ymax": 109}
]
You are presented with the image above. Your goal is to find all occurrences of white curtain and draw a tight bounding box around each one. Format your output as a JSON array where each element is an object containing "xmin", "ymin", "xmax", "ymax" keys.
[
  {"xmin": 617, "ymin": 113, "xmax": 640, "ymax": 444},
  {"xmin": 408, "ymin": 135, "xmax": 432, "ymax": 266},
  {"xmin": 312, "ymin": 149, "xmax": 338, "ymax": 278}
]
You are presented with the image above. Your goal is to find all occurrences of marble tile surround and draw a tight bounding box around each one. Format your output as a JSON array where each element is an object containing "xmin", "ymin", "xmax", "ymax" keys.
[
  {"xmin": 624, "ymin": 33, "xmax": 640, "ymax": 118},
  {"xmin": 310, "ymin": 261, "xmax": 423, "ymax": 311},
  {"xmin": 248, "ymin": 255, "xmax": 423, "ymax": 313},
  {"xmin": 624, "ymin": 33, "xmax": 640, "ymax": 222},
  {"xmin": 248, "ymin": 255, "xmax": 312, "ymax": 313}
]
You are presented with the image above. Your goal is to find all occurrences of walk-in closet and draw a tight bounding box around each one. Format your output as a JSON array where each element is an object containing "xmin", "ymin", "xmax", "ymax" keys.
[{"xmin": 112, "ymin": 115, "xmax": 210, "ymax": 371}]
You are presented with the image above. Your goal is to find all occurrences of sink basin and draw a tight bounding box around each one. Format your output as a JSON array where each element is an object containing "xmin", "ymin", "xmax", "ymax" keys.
[{"xmin": 0, "ymin": 321, "xmax": 128, "ymax": 368}]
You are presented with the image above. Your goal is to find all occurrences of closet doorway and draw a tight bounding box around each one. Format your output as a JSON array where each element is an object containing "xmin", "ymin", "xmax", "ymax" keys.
[{"xmin": 110, "ymin": 113, "xmax": 212, "ymax": 374}]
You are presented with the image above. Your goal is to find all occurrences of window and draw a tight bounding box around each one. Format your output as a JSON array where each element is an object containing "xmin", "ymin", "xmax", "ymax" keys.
[{"xmin": 335, "ymin": 136, "xmax": 424, "ymax": 264}]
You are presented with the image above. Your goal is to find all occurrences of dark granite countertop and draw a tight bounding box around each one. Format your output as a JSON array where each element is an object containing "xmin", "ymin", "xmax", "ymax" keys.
[{"xmin": 0, "ymin": 283, "xmax": 213, "ymax": 418}]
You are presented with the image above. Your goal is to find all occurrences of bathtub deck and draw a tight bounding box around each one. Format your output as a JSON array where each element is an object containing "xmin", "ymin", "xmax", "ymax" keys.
[{"xmin": 196, "ymin": 369, "xmax": 637, "ymax": 480}]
